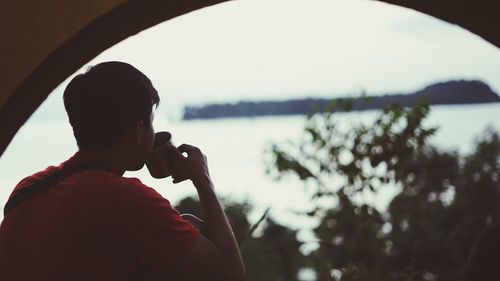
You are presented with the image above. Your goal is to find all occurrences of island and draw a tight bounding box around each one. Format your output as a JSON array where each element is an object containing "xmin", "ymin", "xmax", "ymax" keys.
[{"xmin": 182, "ymin": 80, "xmax": 500, "ymax": 120}]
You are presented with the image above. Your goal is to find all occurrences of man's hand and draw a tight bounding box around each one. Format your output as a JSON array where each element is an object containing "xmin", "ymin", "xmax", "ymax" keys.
[{"xmin": 168, "ymin": 144, "xmax": 211, "ymax": 187}]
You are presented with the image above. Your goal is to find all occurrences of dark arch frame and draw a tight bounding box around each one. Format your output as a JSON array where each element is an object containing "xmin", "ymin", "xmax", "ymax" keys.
[{"xmin": 0, "ymin": 0, "xmax": 498, "ymax": 157}]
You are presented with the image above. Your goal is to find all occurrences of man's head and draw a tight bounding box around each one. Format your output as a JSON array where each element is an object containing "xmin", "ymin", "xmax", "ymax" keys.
[{"xmin": 64, "ymin": 61, "xmax": 160, "ymax": 169}]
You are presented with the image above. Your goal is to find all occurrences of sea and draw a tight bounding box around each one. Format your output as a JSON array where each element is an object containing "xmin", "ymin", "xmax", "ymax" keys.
[{"xmin": 1, "ymin": 103, "xmax": 499, "ymax": 246}]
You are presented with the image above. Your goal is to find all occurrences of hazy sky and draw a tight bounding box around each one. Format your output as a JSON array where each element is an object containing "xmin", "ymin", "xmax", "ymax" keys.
[{"xmin": 38, "ymin": 0, "xmax": 500, "ymax": 119}]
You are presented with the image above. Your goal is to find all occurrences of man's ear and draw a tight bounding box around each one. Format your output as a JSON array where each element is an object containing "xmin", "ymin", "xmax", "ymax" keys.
[{"xmin": 131, "ymin": 120, "xmax": 145, "ymax": 144}]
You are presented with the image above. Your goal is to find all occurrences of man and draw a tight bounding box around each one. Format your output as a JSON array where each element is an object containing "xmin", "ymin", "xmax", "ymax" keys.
[{"xmin": 0, "ymin": 61, "xmax": 245, "ymax": 281}]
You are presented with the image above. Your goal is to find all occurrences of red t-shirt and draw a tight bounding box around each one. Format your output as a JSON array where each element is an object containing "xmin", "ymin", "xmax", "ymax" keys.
[{"xmin": 0, "ymin": 152, "xmax": 200, "ymax": 281}]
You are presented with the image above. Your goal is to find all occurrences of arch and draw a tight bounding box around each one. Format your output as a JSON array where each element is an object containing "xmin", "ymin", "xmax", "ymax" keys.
[
  {"xmin": 0, "ymin": 0, "xmax": 499, "ymax": 157},
  {"xmin": 383, "ymin": 0, "xmax": 500, "ymax": 47}
]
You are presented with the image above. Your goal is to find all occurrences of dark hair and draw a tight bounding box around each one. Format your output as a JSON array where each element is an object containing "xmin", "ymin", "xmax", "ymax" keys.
[
  {"xmin": 64, "ymin": 61, "xmax": 160, "ymax": 150},
  {"xmin": 461, "ymin": 224, "xmax": 500, "ymax": 281}
]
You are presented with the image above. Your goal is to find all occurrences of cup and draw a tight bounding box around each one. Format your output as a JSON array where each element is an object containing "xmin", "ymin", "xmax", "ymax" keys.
[{"xmin": 146, "ymin": 131, "xmax": 175, "ymax": 179}]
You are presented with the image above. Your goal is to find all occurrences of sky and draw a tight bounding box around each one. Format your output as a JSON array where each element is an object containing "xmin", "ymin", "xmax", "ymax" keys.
[{"xmin": 34, "ymin": 0, "xmax": 500, "ymax": 120}]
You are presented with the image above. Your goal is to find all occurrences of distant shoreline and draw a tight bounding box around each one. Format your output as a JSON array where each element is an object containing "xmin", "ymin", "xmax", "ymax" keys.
[{"xmin": 182, "ymin": 80, "xmax": 500, "ymax": 120}]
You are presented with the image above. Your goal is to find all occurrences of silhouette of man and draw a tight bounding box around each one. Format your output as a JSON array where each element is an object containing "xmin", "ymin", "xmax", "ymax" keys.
[{"xmin": 0, "ymin": 61, "xmax": 245, "ymax": 281}]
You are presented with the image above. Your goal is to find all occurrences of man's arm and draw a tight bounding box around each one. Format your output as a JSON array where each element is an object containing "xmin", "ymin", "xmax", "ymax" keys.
[{"xmin": 170, "ymin": 144, "xmax": 245, "ymax": 281}]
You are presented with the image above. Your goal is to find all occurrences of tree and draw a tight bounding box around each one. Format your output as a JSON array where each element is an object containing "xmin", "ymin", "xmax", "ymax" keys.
[{"xmin": 266, "ymin": 101, "xmax": 500, "ymax": 281}]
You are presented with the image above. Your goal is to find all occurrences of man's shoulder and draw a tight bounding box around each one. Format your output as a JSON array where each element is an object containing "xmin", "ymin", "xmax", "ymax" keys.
[
  {"xmin": 72, "ymin": 169, "xmax": 143, "ymax": 187},
  {"xmin": 10, "ymin": 158, "xmax": 171, "ymax": 215},
  {"xmin": 72, "ymin": 170, "xmax": 169, "ymax": 205},
  {"xmin": 12, "ymin": 165, "xmax": 60, "ymax": 194},
  {"xmin": 14, "ymin": 165, "xmax": 157, "ymax": 200},
  {"xmin": 71, "ymin": 169, "xmax": 155, "ymax": 194}
]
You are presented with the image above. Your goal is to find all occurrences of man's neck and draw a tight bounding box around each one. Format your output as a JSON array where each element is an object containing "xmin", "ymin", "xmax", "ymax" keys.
[{"xmin": 78, "ymin": 149, "xmax": 127, "ymax": 176}]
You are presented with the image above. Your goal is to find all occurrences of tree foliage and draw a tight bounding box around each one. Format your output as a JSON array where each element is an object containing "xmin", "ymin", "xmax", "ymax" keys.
[{"xmin": 266, "ymin": 102, "xmax": 500, "ymax": 281}]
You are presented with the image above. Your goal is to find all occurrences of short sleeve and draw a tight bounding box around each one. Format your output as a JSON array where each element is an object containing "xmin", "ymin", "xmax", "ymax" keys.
[{"xmin": 118, "ymin": 179, "xmax": 200, "ymax": 273}]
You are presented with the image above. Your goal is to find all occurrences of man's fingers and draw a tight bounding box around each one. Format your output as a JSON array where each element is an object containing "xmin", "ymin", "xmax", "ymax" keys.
[
  {"xmin": 177, "ymin": 144, "xmax": 201, "ymax": 155},
  {"xmin": 165, "ymin": 144, "xmax": 186, "ymax": 163},
  {"xmin": 172, "ymin": 176, "xmax": 187, "ymax": 184}
]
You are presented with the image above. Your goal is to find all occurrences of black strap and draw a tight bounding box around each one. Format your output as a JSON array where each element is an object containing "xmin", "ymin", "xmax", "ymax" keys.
[{"xmin": 4, "ymin": 162, "xmax": 108, "ymax": 216}]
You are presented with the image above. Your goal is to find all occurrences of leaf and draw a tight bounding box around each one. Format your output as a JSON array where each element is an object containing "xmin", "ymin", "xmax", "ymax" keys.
[{"xmin": 240, "ymin": 207, "xmax": 271, "ymax": 255}]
